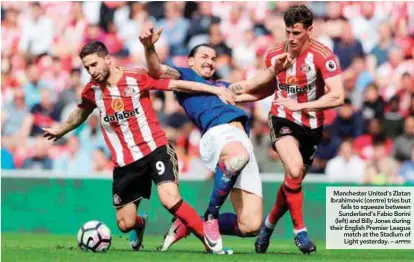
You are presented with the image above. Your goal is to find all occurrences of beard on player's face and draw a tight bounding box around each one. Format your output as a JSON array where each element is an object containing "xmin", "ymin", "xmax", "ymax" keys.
[
  {"xmin": 90, "ymin": 65, "xmax": 109, "ymax": 83},
  {"xmin": 98, "ymin": 68, "xmax": 110, "ymax": 83},
  {"xmin": 83, "ymin": 54, "xmax": 111, "ymax": 83},
  {"xmin": 196, "ymin": 61, "xmax": 215, "ymax": 78},
  {"xmin": 189, "ymin": 47, "xmax": 217, "ymax": 79}
]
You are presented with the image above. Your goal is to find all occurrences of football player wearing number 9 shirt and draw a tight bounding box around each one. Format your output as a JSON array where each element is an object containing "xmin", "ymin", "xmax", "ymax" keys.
[{"xmin": 42, "ymin": 41, "xmax": 235, "ymax": 254}]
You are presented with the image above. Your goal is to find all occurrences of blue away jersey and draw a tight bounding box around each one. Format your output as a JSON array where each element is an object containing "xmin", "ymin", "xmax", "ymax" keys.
[{"xmin": 173, "ymin": 67, "xmax": 250, "ymax": 135}]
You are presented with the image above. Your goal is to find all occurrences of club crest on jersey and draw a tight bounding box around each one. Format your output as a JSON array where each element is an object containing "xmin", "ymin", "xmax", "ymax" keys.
[
  {"xmin": 111, "ymin": 99, "xmax": 124, "ymax": 112},
  {"xmin": 280, "ymin": 127, "xmax": 292, "ymax": 135},
  {"xmin": 124, "ymin": 86, "xmax": 137, "ymax": 97},
  {"xmin": 113, "ymin": 194, "xmax": 121, "ymax": 205},
  {"xmin": 325, "ymin": 60, "xmax": 337, "ymax": 72},
  {"xmin": 300, "ymin": 64, "xmax": 312, "ymax": 73}
]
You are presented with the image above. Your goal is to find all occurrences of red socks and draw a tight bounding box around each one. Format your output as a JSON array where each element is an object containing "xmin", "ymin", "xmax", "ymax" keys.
[
  {"xmin": 168, "ymin": 199, "xmax": 204, "ymax": 241},
  {"xmin": 283, "ymin": 176, "xmax": 305, "ymax": 230},
  {"xmin": 267, "ymin": 176, "xmax": 305, "ymax": 231},
  {"xmin": 267, "ymin": 185, "xmax": 289, "ymax": 225},
  {"xmin": 135, "ymin": 215, "xmax": 145, "ymax": 229}
]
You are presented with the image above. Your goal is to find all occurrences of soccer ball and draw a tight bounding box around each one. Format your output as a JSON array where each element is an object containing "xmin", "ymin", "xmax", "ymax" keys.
[{"xmin": 77, "ymin": 220, "xmax": 112, "ymax": 252}]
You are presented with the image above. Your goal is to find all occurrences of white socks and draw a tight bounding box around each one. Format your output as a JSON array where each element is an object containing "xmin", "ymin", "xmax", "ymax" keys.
[
  {"xmin": 264, "ymin": 216, "xmax": 276, "ymax": 230},
  {"xmin": 293, "ymin": 227, "xmax": 307, "ymax": 235}
]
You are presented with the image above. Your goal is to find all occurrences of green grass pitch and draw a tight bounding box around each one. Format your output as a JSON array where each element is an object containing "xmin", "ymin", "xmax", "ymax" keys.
[{"xmin": 2, "ymin": 233, "xmax": 413, "ymax": 262}]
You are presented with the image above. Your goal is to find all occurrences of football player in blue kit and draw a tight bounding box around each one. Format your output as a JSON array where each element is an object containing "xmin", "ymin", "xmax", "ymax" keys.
[{"xmin": 139, "ymin": 26, "xmax": 268, "ymax": 253}]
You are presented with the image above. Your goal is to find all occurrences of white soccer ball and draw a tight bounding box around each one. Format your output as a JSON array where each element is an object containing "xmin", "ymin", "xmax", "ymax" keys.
[{"xmin": 77, "ymin": 220, "xmax": 112, "ymax": 252}]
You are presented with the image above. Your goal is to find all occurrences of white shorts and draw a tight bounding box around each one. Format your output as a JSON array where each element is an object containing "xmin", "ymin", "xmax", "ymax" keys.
[{"xmin": 199, "ymin": 124, "xmax": 262, "ymax": 197}]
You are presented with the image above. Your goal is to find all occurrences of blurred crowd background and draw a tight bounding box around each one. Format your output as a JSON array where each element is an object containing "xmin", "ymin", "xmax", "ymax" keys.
[{"xmin": 1, "ymin": 1, "xmax": 414, "ymax": 185}]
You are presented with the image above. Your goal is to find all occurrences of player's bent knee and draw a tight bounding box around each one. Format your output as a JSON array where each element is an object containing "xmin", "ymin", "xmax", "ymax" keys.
[
  {"xmin": 238, "ymin": 219, "xmax": 261, "ymax": 237},
  {"xmin": 116, "ymin": 210, "xmax": 138, "ymax": 233},
  {"xmin": 229, "ymin": 153, "xmax": 250, "ymax": 172},
  {"xmin": 117, "ymin": 221, "xmax": 127, "ymax": 233},
  {"xmin": 159, "ymin": 190, "xmax": 181, "ymax": 210},
  {"xmin": 221, "ymin": 141, "xmax": 250, "ymax": 170},
  {"xmin": 158, "ymin": 182, "xmax": 181, "ymax": 210},
  {"xmin": 287, "ymin": 162, "xmax": 304, "ymax": 179},
  {"xmin": 236, "ymin": 213, "xmax": 262, "ymax": 237},
  {"xmin": 221, "ymin": 149, "xmax": 250, "ymax": 174},
  {"xmin": 117, "ymin": 219, "xmax": 133, "ymax": 233}
]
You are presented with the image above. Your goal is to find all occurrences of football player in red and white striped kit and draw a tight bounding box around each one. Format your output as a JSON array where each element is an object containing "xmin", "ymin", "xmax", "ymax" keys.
[
  {"xmin": 231, "ymin": 5, "xmax": 344, "ymax": 254},
  {"xmin": 43, "ymin": 41, "xmax": 235, "ymax": 253}
]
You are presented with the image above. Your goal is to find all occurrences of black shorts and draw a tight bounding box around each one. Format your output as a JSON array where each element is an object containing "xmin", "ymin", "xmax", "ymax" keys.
[
  {"xmin": 268, "ymin": 115, "xmax": 323, "ymax": 167},
  {"xmin": 112, "ymin": 144, "xmax": 178, "ymax": 208}
]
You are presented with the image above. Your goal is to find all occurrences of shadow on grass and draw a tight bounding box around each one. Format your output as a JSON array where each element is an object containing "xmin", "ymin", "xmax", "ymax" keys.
[{"xmin": 53, "ymin": 244, "xmax": 300, "ymax": 256}]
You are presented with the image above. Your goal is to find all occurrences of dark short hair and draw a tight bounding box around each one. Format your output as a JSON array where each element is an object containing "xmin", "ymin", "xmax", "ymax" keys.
[
  {"xmin": 79, "ymin": 41, "xmax": 109, "ymax": 59},
  {"xmin": 402, "ymin": 72, "xmax": 412, "ymax": 79},
  {"xmin": 71, "ymin": 68, "xmax": 81, "ymax": 75},
  {"xmin": 342, "ymin": 137, "xmax": 354, "ymax": 145},
  {"xmin": 188, "ymin": 43, "xmax": 215, "ymax": 58},
  {"xmin": 32, "ymin": 2, "xmax": 41, "ymax": 8},
  {"xmin": 284, "ymin": 4, "xmax": 313, "ymax": 29},
  {"xmin": 366, "ymin": 82, "xmax": 379, "ymax": 91},
  {"xmin": 344, "ymin": 97, "xmax": 352, "ymax": 105},
  {"xmin": 372, "ymin": 134, "xmax": 386, "ymax": 147},
  {"xmin": 389, "ymin": 95, "xmax": 400, "ymax": 103}
]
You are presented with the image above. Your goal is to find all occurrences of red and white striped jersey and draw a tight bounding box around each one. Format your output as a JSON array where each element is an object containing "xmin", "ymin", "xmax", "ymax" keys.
[
  {"xmin": 78, "ymin": 67, "xmax": 171, "ymax": 167},
  {"xmin": 265, "ymin": 39, "xmax": 342, "ymax": 129}
]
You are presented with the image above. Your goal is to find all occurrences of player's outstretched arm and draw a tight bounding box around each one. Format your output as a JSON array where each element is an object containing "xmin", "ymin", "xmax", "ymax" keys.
[
  {"xmin": 168, "ymin": 80, "xmax": 235, "ymax": 105},
  {"xmin": 233, "ymin": 78, "xmax": 277, "ymax": 103},
  {"xmin": 140, "ymin": 25, "xmax": 180, "ymax": 80},
  {"xmin": 229, "ymin": 68, "xmax": 276, "ymax": 95},
  {"xmin": 143, "ymin": 45, "xmax": 163, "ymax": 78},
  {"xmin": 230, "ymin": 71, "xmax": 278, "ymax": 103},
  {"xmin": 229, "ymin": 52, "xmax": 291, "ymax": 102},
  {"xmin": 143, "ymin": 47, "xmax": 180, "ymax": 80},
  {"xmin": 42, "ymin": 107, "xmax": 94, "ymax": 141},
  {"xmin": 142, "ymin": 74, "xmax": 234, "ymax": 104}
]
